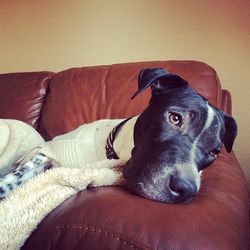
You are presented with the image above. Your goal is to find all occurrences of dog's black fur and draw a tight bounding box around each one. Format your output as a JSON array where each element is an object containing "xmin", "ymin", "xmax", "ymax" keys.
[{"xmin": 123, "ymin": 68, "xmax": 237, "ymax": 203}]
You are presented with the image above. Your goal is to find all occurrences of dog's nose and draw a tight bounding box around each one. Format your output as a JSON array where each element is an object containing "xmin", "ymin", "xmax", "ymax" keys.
[{"xmin": 169, "ymin": 176, "xmax": 197, "ymax": 203}]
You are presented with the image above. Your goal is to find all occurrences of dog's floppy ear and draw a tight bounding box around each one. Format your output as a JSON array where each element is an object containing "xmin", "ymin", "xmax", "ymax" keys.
[
  {"xmin": 223, "ymin": 114, "xmax": 237, "ymax": 152},
  {"xmin": 131, "ymin": 68, "xmax": 188, "ymax": 99}
]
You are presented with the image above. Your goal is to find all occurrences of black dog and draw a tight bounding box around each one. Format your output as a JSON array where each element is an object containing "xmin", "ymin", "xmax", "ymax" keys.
[{"xmin": 123, "ymin": 68, "xmax": 237, "ymax": 203}]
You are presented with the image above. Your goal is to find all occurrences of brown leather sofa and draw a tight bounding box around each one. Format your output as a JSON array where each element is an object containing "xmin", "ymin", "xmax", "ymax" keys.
[{"xmin": 0, "ymin": 61, "xmax": 249, "ymax": 249}]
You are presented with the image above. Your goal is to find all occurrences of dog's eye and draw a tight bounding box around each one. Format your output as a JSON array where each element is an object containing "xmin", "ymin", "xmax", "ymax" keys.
[{"xmin": 169, "ymin": 112, "xmax": 183, "ymax": 127}]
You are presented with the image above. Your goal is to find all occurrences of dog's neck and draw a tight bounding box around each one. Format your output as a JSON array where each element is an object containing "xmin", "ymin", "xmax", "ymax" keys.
[{"xmin": 112, "ymin": 116, "xmax": 138, "ymax": 161}]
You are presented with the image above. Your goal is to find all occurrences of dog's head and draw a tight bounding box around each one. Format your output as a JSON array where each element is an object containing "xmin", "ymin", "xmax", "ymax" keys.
[{"xmin": 123, "ymin": 68, "xmax": 237, "ymax": 203}]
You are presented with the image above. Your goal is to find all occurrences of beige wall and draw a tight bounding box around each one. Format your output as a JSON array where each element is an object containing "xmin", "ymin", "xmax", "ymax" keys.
[{"xmin": 1, "ymin": 0, "xmax": 250, "ymax": 188}]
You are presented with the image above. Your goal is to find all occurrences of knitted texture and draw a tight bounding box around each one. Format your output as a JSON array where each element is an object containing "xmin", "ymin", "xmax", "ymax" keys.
[
  {"xmin": 0, "ymin": 119, "xmax": 125, "ymax": 249},
  {"xmin": 0, "ymin": 119, "xmax": 44, "ymax": 177},
  {"xmin": 39, "ymin": 119, "xmax": 122, "ymax": 167}
]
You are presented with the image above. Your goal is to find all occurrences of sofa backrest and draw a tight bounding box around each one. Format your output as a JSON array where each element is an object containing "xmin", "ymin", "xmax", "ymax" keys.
[
  {"xmin": 0, "ymin": 61, "xmax": 222, "ymax": 140},
  {"xmin": 0, "ymin": 72, "xmax": 53, "ymax": 129}
]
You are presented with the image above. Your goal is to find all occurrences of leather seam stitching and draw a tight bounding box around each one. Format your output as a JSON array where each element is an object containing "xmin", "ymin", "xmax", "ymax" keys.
[{"xmin": 40, "ymin": 224, "xmax": 152, "ymax": 249}]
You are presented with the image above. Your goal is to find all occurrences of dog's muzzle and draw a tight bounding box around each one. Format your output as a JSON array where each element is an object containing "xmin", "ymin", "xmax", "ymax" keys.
[{"xmin": 123, "ymin": 162, "xmax": 201, "ymax": 204}]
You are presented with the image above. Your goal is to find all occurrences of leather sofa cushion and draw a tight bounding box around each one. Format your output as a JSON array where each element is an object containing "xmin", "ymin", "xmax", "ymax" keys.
[
  {"xmin": 0, "ymin": 72, "xmax": 53, "ymax": 128},
  {"xmin": 38, "ymin": 61, "xmax": 222, "ymax": 140},
  {"xmin": 23, "ymin": 149, "xmax": 249, "ymax": 249}
]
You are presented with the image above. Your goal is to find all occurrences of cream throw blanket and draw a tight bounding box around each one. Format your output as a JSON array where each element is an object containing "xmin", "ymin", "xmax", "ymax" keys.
[{"xmin": 0, "ymin": 119, "xmax": 123, "ymax": 250}]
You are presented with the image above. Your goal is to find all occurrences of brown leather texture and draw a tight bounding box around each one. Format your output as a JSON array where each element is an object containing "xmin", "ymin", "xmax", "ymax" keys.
[
  {"xmin": 221, "ymin": 89, "xmax": 232, "ymax": 115},
  {"xmin": 0, "ymin": 72, "xmax": 53, "ymax": 128},
  {"xmin": 0, "ymin": 60, "xmax": 248, "ymax": 249},
  {"xmin": 38, "ymin": 61, "xmax": 222, "ymax": 140},
  {"xmin": 23, "ymin": 150, "xmax": 249, "ymax": 250}
]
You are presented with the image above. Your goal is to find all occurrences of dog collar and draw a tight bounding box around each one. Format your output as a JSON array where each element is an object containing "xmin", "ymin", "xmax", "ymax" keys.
[{"xmin": 105, "ymin": 117, "xmax": 133, "ymax": 160}]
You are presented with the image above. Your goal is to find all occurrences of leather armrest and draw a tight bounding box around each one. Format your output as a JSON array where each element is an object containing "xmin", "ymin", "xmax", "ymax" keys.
[{"xmin": 221, "ymin": 89, "xmax": 232, "ymax": 115}]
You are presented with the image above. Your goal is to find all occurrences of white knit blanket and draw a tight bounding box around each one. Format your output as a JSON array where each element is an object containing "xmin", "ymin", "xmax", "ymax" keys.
[{"xmin": 0, "ymin": 120, "xmax": 124, "ymax": 249}]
